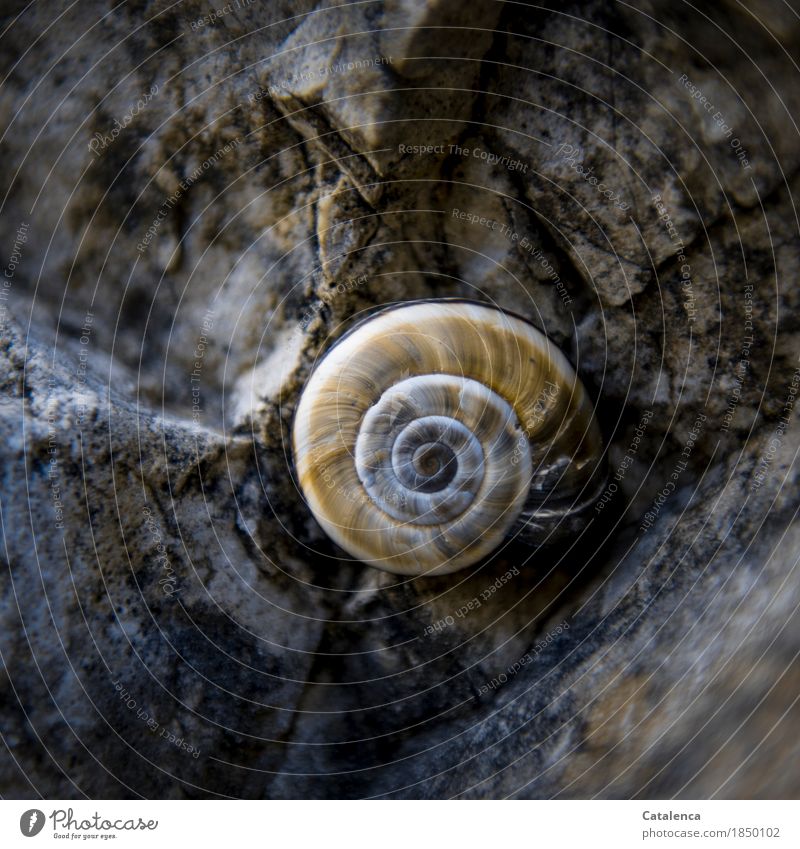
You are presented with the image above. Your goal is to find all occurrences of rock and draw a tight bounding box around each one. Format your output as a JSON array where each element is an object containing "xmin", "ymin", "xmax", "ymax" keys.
[{"xmin": 1, "ymin": 0, "xmax": 799, "ymax": 799}]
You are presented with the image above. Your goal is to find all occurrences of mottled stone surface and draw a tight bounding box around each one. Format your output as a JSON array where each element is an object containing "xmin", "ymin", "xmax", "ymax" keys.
[{"xmin": 1, "ymin": 0, "xmax": 799, "ymax": 798}]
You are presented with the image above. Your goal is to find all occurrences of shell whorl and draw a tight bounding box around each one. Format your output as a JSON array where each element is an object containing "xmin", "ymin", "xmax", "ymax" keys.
[{"xmin": 292, "ymin": 300, "xmax": 603, "ymax": 576}]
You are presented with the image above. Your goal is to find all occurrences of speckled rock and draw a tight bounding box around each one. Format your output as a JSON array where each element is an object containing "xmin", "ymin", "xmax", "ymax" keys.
[{"xmin": 1, "ymin": 0, "xmax": 799, "ymax": 798}]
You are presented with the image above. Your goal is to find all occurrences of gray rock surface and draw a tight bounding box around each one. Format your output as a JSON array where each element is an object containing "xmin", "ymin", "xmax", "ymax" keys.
[{"xmin": 1, "ymin": 0, "xmax": 799, "ymax": 798}]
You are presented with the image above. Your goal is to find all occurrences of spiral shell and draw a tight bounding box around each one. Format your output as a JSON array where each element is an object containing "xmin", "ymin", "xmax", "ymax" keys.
[{"xmin": 292, "ymin": 300, "xmax": 603, "ymax": 576}]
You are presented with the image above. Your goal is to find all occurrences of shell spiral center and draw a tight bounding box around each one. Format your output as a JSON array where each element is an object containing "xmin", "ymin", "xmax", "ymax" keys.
[{"xmin": 354, "ymin": 375, "xmax": 530, "ymax": 532}]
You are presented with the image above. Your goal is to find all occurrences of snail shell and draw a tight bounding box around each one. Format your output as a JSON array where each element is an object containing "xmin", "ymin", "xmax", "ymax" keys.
[{"xmin": 292, "ymin": 300, "xmax": 604, "ymax": 576}]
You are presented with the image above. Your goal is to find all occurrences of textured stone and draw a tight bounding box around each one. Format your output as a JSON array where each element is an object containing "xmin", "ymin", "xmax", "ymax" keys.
[{"xmin": 1, "ymin": 0, "xmax": 799, "ymax": 799}]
